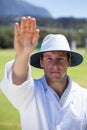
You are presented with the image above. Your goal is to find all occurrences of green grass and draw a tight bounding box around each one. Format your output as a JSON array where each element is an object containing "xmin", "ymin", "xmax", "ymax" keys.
[
  {"xmin": 0, "ymin": 49, "xmax": 15, "ymax": 80},
  {"xmin": 0, "ymin": 48, "xmax": 87, "ymax": 130},
  {"xmin": 0, "ymin": 49, "xmax": 21, "ymax": 130},
  {"xmin": 0, "ymin": 90, "xmax": 21, "ymax": 130},
  {"xmin": 68, "ymin": 49, "xmax": 87, "ymax": 88}
]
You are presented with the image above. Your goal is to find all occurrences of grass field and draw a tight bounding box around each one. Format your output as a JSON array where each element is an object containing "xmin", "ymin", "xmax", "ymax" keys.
[{"xmin": 0, "ymin": 48, "xmax": 87, "ymax": 130}]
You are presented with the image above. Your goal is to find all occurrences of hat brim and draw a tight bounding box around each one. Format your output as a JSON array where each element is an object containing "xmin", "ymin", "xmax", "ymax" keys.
[{"xmin": 30, "ymin": 50, "xmax": 83, "ymax": 68}]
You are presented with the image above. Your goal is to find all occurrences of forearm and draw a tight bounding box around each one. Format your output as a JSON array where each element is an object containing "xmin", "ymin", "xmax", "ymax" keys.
[{"xmin": 12, "ymin": 54, "xmax": 30, "ymax": 85}]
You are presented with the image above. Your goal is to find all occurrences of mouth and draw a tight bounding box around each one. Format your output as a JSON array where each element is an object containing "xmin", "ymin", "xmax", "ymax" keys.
[{"xmin": 51, "ymin": 71, "xmax": 61, "ymax": 75}]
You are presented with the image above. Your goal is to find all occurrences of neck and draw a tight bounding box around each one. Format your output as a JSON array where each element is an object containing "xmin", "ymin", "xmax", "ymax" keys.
[{"xmin": 46, "ymin": 75, "xmax": 68, "ymax": 98}]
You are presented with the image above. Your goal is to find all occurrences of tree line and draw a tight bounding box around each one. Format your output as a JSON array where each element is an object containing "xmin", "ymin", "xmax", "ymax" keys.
[{"xmin": 0, "ymin": 16, "xmax": 87, "ymax": 48}]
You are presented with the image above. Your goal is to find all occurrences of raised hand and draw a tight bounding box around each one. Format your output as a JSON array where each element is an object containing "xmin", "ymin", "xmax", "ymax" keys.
[
  {"xmin": 14, "ymin": 16, "xmax": 39, "ymax": 57},
  {"xmin": 12, "ymin": 16, "xmax": 39, "ymax": 85}
]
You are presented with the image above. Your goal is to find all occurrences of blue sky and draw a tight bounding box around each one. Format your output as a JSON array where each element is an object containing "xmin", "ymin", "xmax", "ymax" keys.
[{"xmin": 22, "ymin": 0, "xmax": 87, "ymax": 18}]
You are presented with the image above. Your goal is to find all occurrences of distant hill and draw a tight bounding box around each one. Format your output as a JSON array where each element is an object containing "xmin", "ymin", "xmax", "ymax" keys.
[{"xmin": 0, "ymin": 0, "xmax": 52, "ymax": 18}]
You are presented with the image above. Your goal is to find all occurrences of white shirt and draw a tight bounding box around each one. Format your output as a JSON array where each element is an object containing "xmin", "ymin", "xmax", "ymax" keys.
[{"xmin": 1, "ymin": 60, "xmax": 87, "ymax": 130}]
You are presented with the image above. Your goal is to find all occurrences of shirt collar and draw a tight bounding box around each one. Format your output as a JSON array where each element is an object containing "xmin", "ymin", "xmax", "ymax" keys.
[
  {"xmin": 41, "ymin": 75, "xmax": 50, "ymax": 91},
  {"xmin": 41, "ymin": 75, "xmax": 78, "ymax": 109},
  {"xmin": 41, "ymin": 75, "xmax": 72, "ymax": 92}
]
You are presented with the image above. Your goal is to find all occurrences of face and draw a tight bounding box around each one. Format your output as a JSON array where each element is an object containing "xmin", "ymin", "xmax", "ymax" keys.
[{"xmin": 40, "ymin": 51, "xmax": 71, "ymax": 83}]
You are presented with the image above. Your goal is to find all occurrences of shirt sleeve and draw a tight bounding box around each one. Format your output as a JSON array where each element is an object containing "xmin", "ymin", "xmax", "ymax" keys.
[{"xmin": 0, "ymin": 60, "xmax": 34, "ymax": 112}]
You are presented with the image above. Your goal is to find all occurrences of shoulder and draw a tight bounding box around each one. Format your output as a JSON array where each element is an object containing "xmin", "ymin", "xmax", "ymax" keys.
[
  {"xmin": 72, "ymin": 81, "xmax": 87, "ymax": 103},
  {"xmin": 69, "ymin": 77, "xmax": 87, "ymax": 95},
  {"xmin": 77, "ymin": 82, "xmax": 87, "ymax": 92},
  {"xmin": 71, "ymin": 82, "xmax": 87, "ymax": 113},
  {"xmin": 73, "ymin": 81, "xmax": 87, "ymax": 94}
]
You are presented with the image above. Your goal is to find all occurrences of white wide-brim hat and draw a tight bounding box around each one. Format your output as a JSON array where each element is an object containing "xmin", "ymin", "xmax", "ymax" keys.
[{"xmin": 30, "ymin": 34, "xmax": 83, "ymax": 68}]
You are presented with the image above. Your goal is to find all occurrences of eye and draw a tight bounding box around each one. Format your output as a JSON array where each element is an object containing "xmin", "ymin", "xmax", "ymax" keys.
[
  {"xmin": 44, "ymin": 57, "xmax": 52, "ymax": 61},
  {"xmin": 46, "ymin": 57, "xmax": 52, "ymax": 60},
  {"xmin": 58, "ymin": 58, "xmax": 66, "ymax": 63},
  {"xmin": 58, "ymin": 58, "xmax": 64, "ymax": 61}
]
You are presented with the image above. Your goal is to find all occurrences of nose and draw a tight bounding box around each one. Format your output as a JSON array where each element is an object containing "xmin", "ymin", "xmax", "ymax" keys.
[{"xmin": 52, "ymin": 59, "xmax": 59, "ymax": 68}]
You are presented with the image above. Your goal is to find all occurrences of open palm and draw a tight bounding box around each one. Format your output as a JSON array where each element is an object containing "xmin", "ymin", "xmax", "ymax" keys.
[{"xmin": 14, "ymin": 17, "xmax": 39, "ymax": 57}]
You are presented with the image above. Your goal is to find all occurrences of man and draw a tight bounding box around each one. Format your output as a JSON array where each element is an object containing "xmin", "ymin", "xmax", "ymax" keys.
[{"xmin": 1, "ymin": 17, "xmax": 87, "ymax": 130}]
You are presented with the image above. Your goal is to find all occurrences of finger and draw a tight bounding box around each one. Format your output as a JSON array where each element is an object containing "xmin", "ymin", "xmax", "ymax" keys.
[
  {"xmin": 26, "ymin": 17, "xmax": 36, "ymax": 32},
  {"xmin": 20, "ymin": 17, "xmax": 27, "ymax": 33},
  {"xmin": 14, "ymin": 23, "xmax": 19, "ymax": 49},
  {"xmin": 14, "ymin": 22, "xmax": 19, "ymax": 36},
  {"xmin": 26, "ymin": 16, "xmax": 31, "ymax": 32},
  {"xmin": 32, "ymin": 29, "xmax": 40, "ymax": 46},
  {"xmin": 30, "ymin": 18, "xmax": 36, "ymax": 32},
  {"xmin": 36, "ymin": 29, "xmax": 40, "ymax": 38}
]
